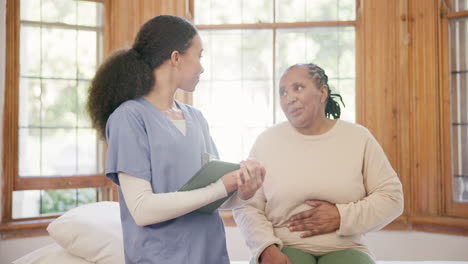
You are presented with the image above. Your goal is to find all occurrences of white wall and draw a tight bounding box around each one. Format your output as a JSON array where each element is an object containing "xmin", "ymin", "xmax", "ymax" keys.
[{"xmin": 0, "ymin": 236, "xmax": 54, "ymax": 263}]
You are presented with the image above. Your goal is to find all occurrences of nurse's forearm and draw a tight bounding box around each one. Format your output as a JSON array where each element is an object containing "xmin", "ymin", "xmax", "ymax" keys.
[{"xmin": 118, "ymin": 172, "xmax": 228, "ymax": 226}]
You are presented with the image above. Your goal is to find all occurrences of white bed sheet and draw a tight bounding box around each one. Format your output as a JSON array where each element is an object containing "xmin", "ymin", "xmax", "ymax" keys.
[
  {"xmin": 14, "ymin": 244, "xmax": 468, "ymax": 264},
  {"xmin": 12, "ymin": 242, "xmax": 92, "ymax": 264}
]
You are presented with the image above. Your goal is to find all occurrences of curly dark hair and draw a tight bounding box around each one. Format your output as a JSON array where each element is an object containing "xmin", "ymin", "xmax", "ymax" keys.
[
  {"xmin": 86, "ymin": 15, "xmax": 198, "ymax": 139},
  {"xmin": 287, "ymin": 63, "xmax": 345, "ymax": 119}
]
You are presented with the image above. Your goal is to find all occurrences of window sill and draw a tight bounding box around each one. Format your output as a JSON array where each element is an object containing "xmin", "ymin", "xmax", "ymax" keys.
[
  {"xmin": 0, "ymin": 218, "xmax": 53, "ymax": 239},
  {"xmin": 4, "ymin": 213, "xmax": 467, "ymax": 239},
  {"xmin": 385, "ymin": 215, "xmax": 468, "ymax": 236}
]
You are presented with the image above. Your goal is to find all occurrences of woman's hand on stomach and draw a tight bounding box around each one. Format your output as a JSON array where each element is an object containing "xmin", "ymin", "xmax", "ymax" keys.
[{"xmin": 287, "ymin": 200, "xmax": 340, "ymax": 238}]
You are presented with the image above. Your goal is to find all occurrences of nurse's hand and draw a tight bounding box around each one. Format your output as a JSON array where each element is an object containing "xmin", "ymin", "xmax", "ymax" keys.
[{"xmin": 237, "ymin": 160, "xmax": 266, "ymax": 200}]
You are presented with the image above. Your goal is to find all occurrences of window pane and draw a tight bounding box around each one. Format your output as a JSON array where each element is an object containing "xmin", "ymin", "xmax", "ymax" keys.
[
  {"xmin": 336, "ymin": 0, "xmax": 356, "ymax": 21},
  {"xmin": 242, "ymin": 30, "xmax": 273, "ymax": 80},
  {"xmin": 242, "ymin": 0, "xmax": 274, "ymax": 24},
  {"xmin": 20, "ymin": 25, "xmax": 41, "ymax": 76},
  {"xmin": 242, "ymin": 80, "xmax": 274, "ymax": 126},
  {"xmin": 200, "ymin": 29, "xmax": 273, "ymax": 80},
  {"xmin": 77, "ymin": 129, "xmax": 99, "ymax": 175},
  {"xmin": 276, "ymin": 0, "xmax": 306, "ymax": 22},
  {"xmin": 210, "ymin": 126, "xmax": 244, "ymax": 162},
  {"xmin": 449, "ymin": 18, "xmax": 468, "ymax": 202},
  {"xmin": 12, "ymin": 190, "xmax": 41, "ymax": 219},
  {"xmin": 194, "ymin": 0, "xmax": 212, "ymax": 25},
  {"xmin": 77, "ymin": 81, "xmax": 91, "ymax": 127},
  {"xmin": 198, "ymin": 31, "xmax": 213, "ymax": 81},
  {"xmin": 20, "ymin": 0, "xmax": 40, "ymax": 21},
  {"xmin": 453, "ymin": 176, "xmax": 468, "ymax": 201},
  {"xmin": 12, "ymin": 188, "xmax": 98, "ymax": 219},
  {"xmin": 276, "ymin": 27, "xmax": 355, "ymax": 78},
  {"xmin": 275, "ymin": 90, "xmax": 287, "ymax": 124},
  {"xmin": 210, "ymin": 0, "xmax": 242, "ymax": 24},
  {"xmin": 77, "ymin": 1, "xmax": 103, "ymax": 27},
  {"xmin": 194, "ymin": 79, "xmax": 273, "ymax": 162},
  {"xmin": 195, "ymin": 30, "xmax": 275, "ymax": 161},
  {"xmin": 196, "ymin": 80, "xmax": 273, "ymax": 128},
  {"xmin": 41, "ymin": 189, "xmax": 77, "ymax": 215},
  {"xmin": 19, "ymin": 77, "xmax": 41, "ymax": 127},
  {"xmin": 42, "ymin": 27, "xmax": 77, "ymax": 79},
  {"xmin": 41, "ymin": 0, "xmax": 76, "ymax": 24},
  {"xmin": 276, "ymin": 0, "xmax": 355, "ymax": 22},
  {"xmin": 42, "ymin": 128, "xmax": 77, "ymax": 176},
  {"xmin": 18, "ymin": 128, "xmax": 41, "ymax": 177},
  {"xmin": 338, "ymin": 29, "xmax": 356, "ymax": 78},
  {"xmin": 212, "ymin": 125, "xmax": 269, "ymax": 163},
  {"xmin": 202, "ymin": 30, "xmax": 242, "ymax": 80},
  {"xmin": 202, "ymin": 81, "xmax": 243, "ymax": 125},
  {"xmin": 454, "ymin": 0, "xmax": 468, "ymax": 12},
  {"xmin": 78, "ymin": 188, "xmax": 97, "ymax": 206},
  {"xmin": 41, "ymin": 79, "xmax": 77, "ymax": 127},
  {"xmin": 331, "ymin": 79, "xmax": 355, "ymax": 123},
  {"xmin": 194, "ymin": 0, "xmax": 273, "ymax": 24},
  {"xmin": 193, "ymin": 80, "xmax": 212, "ymax": 111},
  {"xmin": 77, "ymin": 30, "xmax": 99, "ymax": 79}
]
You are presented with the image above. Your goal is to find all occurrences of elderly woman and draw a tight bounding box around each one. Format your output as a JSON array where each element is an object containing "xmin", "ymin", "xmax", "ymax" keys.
[{"xmin": 233, "ymin": 63, "xmax": 404, "ymax": 264}]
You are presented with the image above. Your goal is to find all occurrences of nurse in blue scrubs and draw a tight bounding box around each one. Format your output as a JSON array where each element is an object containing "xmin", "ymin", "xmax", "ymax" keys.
[{"xmin": 86, "ymin": 15, "xmax": 265, "ymax": 264}]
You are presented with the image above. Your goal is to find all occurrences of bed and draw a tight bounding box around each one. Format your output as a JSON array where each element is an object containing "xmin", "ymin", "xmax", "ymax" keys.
[
  {"xmin": 12, "ymin": 202, "xmax": 468, "ymax": 264},
  {"xmin": 13, "ymin": 243, "xmax": 468, "ymax": 264},
  {"xmin": 14, "ymin": 202, "xmax": 123, "ymax": 264}
]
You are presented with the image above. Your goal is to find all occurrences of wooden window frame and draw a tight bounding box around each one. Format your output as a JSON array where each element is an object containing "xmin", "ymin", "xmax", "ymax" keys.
[
  {"xmin": 0, "ymin": 0, "xmax": 114, "ymax": 239},
  {"xmin": 440, "ymin": 2, "xmax": 468, "ymax": 219}
]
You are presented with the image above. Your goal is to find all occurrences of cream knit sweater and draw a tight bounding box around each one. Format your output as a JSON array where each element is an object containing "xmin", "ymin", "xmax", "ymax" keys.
[{"xmin": 233, "ymin": 120, "xmax": 404, "ymax": 262}]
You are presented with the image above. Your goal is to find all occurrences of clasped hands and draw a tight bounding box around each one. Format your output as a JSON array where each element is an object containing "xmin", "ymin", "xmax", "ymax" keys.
[{"xmin": 221, "ymin": 160, "xmax": 266, "ymax": 200}]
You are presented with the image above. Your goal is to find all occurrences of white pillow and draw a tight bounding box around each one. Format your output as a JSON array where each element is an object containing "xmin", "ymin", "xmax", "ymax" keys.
[{"xmin": 47, "ymin": 201, "xmax": 124, "ymax": 264}]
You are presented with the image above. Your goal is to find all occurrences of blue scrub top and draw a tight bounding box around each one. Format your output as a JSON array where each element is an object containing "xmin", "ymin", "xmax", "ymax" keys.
[{"xmin": 105, "ymin": 98, "xmax": 230, "ymax": 264}]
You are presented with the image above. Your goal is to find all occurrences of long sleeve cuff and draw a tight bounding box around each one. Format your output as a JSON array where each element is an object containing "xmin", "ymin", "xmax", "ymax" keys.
[{"xmin": 253, "ymin": 240, "xmax": 283, "ymax": 264}]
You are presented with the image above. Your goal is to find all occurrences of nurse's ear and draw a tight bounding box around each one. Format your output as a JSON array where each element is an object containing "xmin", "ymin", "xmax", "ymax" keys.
[{"xmin": 170, "ymin": 50, "xmax": 181, "ymax": 67}]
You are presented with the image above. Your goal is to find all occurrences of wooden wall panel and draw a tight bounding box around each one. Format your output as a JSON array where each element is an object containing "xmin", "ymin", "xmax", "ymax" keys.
[
  {"xmin": 396, "ymin": 0, "xmax": 413, "ymax": 218},
  {"xmin": 408, "ymin": 0, "xmax": 442, "ymax": 216},
  {"xmin": 359, "ymin": 0, "xmax": 400, "ymax": 171},
  {"xmin": 359, "ymin": 0, "xmax": 468, "ymax": 232},
  {"xmin": 358, "ymin": 0, "xmax": 411, "ymax": 216}
]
